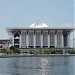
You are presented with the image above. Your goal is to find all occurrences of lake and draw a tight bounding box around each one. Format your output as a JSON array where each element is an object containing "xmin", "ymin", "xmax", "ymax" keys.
[{"xmin": 0, "ymin": 56, "xmax": 75, "ymax": 75}]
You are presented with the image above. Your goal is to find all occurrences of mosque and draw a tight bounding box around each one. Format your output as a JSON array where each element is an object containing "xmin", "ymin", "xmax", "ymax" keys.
[{"xmin": 6, "ymin": 22, "xmax": 74, "ymax": 49}]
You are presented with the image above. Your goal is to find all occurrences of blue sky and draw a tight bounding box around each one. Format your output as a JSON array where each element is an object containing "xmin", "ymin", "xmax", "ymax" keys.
[{"xmin": 0, "ymin": 0, "xmax": 74, "ymax": 39}]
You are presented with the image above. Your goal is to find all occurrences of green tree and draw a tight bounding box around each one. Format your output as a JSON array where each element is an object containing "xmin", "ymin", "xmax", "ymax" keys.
[
  {"xmin": 43, "ymin": 49, "xmax": 51, "ymax": 54},
  {"xmin": 9, "ymin": 46, "xmax": 15, "ymax": 50},
  {"xmin": 69, "ymin": 49, "xmax": 75, "ymax": 54},
  {"xmin": 9, "ymin": 46, "xmax": 20, "ymax": 54},
  {"xmin": 51, "ymin": 49, "xmax": 56, "ymax": 54},
  {"xmin": 3, "ymin": 48, "xmax": 12, "ymax": 54}
]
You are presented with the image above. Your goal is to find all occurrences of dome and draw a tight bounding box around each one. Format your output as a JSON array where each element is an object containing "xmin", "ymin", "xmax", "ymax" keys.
[{"xmin": 29, "ymin": 23, "xmax": 48, "ymax": 28}]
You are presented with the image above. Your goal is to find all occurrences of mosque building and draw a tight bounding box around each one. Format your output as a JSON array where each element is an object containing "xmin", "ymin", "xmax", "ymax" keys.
[{"xmin": 6, "ymin": 22, "xmax": 74, "ymax": 49}]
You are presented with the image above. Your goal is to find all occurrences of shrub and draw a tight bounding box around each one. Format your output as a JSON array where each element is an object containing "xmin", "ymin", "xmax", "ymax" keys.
[
  {"xmin": 3, "ymin": 48, "xmax": 12, "ymax": 54},
  {"xmin": 38, "ymin": 49, "xmax": 43, "ymax": 54},
  {"xmin": 50, "ymin": 49, "xmax": 56, "ymax": 54},
  {"xmin": 9, "ymin": 46, "xmax": 20, "ymax": 54},
  {"xmin": 69, "ymin": 49, "xmax": 75, "ymax": 54},
  {"xmin": 29, "ymin": 50, "xmax": 34, "ymax": 54},
  {"xmin": 9, "ymin": 46, "xmax": 15, "ymax": 50},
  {"xmin": 43, "ymin": 49, "xmax": 51, "ymax": 54}
]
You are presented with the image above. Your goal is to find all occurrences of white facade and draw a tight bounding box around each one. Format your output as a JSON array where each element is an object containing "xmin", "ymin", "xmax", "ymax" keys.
[
  {"xmin": 11, "ymin": 30, "xmax": 69, "ymax": 48},
  {"xmin": 6, "ymin": 23, "xmax": 74, "ymax": 48}
]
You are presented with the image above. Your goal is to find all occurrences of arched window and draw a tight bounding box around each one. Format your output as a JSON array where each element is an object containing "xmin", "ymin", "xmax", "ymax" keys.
[
  {"xmin": 14, "ymin": 32, "xmax": 20, "ymax": 48},
  {"xmin": 14, "ymin": 32, "xmax": 20, "ymax": 38}
]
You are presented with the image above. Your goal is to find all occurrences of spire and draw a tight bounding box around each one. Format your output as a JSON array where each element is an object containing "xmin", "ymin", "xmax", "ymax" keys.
[{"xmin": 35, "ymin": 19, "xmax": 41, "ymax": 26}]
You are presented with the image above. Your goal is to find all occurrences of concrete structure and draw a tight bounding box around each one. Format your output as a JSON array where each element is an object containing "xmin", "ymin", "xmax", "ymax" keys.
[
  {"xmin": 0, "ymin": 39, "xmax": 12, "ymax": 49},
  {"xmin": 6, "ymin": 23, "xmax": 74, "ymax": 49}
]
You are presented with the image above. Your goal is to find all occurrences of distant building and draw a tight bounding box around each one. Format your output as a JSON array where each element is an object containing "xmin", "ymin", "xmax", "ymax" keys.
[
  {"xmin": 0, "ymin": 39, "xmax": 12, "ymax": 49},
  {"xmin": 6, "ymin": 22, "xmax": 74, "ymax": 49}
]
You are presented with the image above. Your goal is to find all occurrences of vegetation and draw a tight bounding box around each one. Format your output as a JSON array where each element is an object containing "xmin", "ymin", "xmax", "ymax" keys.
[
  {"xmin": 9, "ymin": 46, "xmax": 20, "ymax": 54},
  {"xmin": 29, "ymin": 50, "xmax": 34, "ymax": 54},
  {"xmin": 43, "ymin": 48, "xmax": 51, "ymax": 54},
  {"xmin": 1, "ymin": 47, "xmax": 75, "ymax": 55},
  {"xmin": 2, "ymin": 48, "xmax": 12, "ymax": 54},
  {"xmin": 69, "ymin": 49, "xmax": 75, "ymax": 54},
  {"xmin": 2, "ymin": 46, "xmax": 20, "ymax": 54}
]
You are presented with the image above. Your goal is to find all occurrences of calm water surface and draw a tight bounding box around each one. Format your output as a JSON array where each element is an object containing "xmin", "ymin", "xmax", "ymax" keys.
[{"xmin": 0, "ymin": 56, "xmax": 75, "ymax": 75}]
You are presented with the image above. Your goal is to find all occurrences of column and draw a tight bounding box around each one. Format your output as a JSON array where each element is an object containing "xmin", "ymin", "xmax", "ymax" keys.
[
  {"xmin": 67, "ymin": 34, "xmax": 70, "ymax": 47},
  {"xmin": 34, "ymin": 31, "xmax": 36, "ymax": 48},
  {"xmin": 26, "ymin": 31, "xmax": 29, "ymax": 48},
  {"xmin": 48, "ymin": 31, "xmax": 50, "ymax": 48},
  {"xmin": 12, "ymin": 34, "xmax": 14, "ymax": 46},
  {"xmin": 55, "ymin": 33, "xmax": 57, "ymax": 48},
  {"xmin": 41, "ymin": 31, "xmax": 43, "ymax": 48},
  {"xmin": 19, "ymin": 34, "xmax": 21, "ymax": 48},
  {"xmin": 62, "ymin": 34, "xmax": 64, "ymax": 48}
]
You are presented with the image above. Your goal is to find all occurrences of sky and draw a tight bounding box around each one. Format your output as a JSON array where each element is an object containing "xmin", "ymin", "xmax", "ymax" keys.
[{"xmin": 0, "ymin": 0, "xmax": 74, "ymax": 39}]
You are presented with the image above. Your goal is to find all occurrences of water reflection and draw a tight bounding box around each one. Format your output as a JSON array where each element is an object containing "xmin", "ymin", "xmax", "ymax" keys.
[
  {"xmin": 0, "ymin": 56, "xmax": 74, "ymax": 75},
  {"xmin": 39, "ymin": 58, "xmax": 48, "ymax": 75}
]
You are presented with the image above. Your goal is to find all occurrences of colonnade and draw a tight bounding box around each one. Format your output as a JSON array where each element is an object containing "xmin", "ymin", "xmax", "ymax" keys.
[{"xmin": 12, "ymin": 30, "xmax": 70, "ymax": 48}]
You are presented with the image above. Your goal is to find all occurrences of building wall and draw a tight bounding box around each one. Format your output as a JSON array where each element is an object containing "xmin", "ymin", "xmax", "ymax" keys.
[
  {"xmin": 0, "ymin": 39, "xmax": 12, "ymax": 49},
  {"xmin": 50, "ymin": 30, "xmax": 55, "ymax": 47},
  {"xmin": 21, "ymin": 30, "xmax": 27, "ymax": 48},
  {"xmin": 12, "ymin": 29, "xmax": 68, "ymax": 48},
  {"xmin": 28, "ymin": 30, "xmax": 34, "ymax": 46},
  {"xmin": 43, "ymin": 30, "xmax": 48, "ymax": 46},
  {"xmin": 57, "ymin": 31, "xmax": 62, "ymax": 47},
  {"xmin": 36, "ymin": 30, "xmax": 41, "ymax": 46}
]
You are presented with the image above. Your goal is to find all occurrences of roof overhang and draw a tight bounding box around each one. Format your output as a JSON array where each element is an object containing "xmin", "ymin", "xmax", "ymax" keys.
[{"xmin": 6, "ymin": 27, "xmax": 75, "ymax": 35}]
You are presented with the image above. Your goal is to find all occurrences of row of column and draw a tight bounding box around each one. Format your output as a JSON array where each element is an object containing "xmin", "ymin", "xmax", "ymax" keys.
[
  {"xmin": 11, "ymin": 30, "xmax": 71, "ymax": 48},
  {"xmin": 20, "ymin": 30, "xmax": 64, "ymax": 48}
]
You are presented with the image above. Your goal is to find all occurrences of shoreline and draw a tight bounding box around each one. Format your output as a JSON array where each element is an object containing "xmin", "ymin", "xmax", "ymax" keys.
[{"xmin": 0, "ymin": 54, "xmax": 75, "ymax": 58}]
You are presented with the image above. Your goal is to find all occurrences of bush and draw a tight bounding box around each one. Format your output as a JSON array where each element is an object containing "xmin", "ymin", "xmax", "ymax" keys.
[
  {"xmin": 43, "ymin": 49, "xmax": 51, "ymax": 54},
  {"xmin": 9, "ymin": 46, "xmax": 15, "ymax": 50},
  {"xmin": 56, "ymin": 50, "xmax": 63, "ymax": 54},
  {"xmin": 3, "ymin": 48, "xmax": 12, "ymax": 54},
  {"xmin": 14, "ymin": 49, "xmax": 20, "ymax": 54},
  {"xmin": 69, "ymin": 49, "xmax": 75, "ymax": 54},
  {"xmin": 34, "ymin": 49, "xmax": 43, "ymax": 54},
  {"xmin": 50, "ymin": 49, "xmax": 56, "ymax": 54},
  {"xmin": 29, "ymin": 50, "xmax": 34, "ymax": 54},
  {"xmin": 34, "ymin": 50, "xmax": 39, "ymax": 55},
  {"xmin": 38, "ymin": 49, "xmax": 43, "ymax": 54},
  {"xmin": 9, "ymin": 46, "xmax": 20, "ymax": 54}
]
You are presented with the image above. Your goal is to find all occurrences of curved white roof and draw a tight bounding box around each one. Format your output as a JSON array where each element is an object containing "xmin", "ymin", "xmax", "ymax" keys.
[{"xmin": 29, "ymin": 23, "xmax": 49, "ymax": 28}]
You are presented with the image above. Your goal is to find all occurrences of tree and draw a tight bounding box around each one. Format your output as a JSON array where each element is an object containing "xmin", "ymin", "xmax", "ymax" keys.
[
  {"xmin": 3, "ymin": 48, "xmax": 12, "ymax": 54},
  {"xmin": 69, "ymin": 49, "xmax": 75, "ymax": 54},
  {"xmin": 9, "ymin": 46, "xmax": 20, "ymax": 54},
  {"xmin": 43, "ymin": 49, "xmax": 51, "ymax": 54},
  {"xmin": 9, "ymin": 46, "xmax": 15, "ymax": 50}
]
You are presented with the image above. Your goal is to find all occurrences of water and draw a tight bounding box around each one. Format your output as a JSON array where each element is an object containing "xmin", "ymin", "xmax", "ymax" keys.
[{"xmin": 0, "ymin": 56, "xmax": 75, "ymax": 75}]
